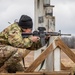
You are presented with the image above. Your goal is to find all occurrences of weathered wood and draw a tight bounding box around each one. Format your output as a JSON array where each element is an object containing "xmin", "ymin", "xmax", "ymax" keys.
[
  {"xmin": 25, "ymin": 37, "xmax": 75, "ymax": 72},
  {"xmin": 56, "ymin": 37, "xmax": 75, "ymax": 63},
  {"xmin": 0, "ymin": 73, "xmax": 15, "ymax": 75},
  {"xmin": 61, "ymin": 63, "xmax": 71, "ymax": 70},
  {"xmin": 25, "ymin": 38, "xmax": 58, "ymax": 72},
  {"xmin": 16, "ymin": 72, "xmax": 43, "ymax": 75},
  {"xmin": 45, "ymin": 71, "xmax": 71, "ymax": 75},
  {"xmin": 61, "ymin": 63, "xmax": 66, "ymax": 69},
  {"xmin": 0, "ymin": 71, "xmax": 71, "ymax": 75},
  {"xmin": 0, "ymin": 72, "xmax": 43, "ymax": 75},
  {"xmin": 16, "ymin": 72, "xmax": 71, "ymax": 75}
]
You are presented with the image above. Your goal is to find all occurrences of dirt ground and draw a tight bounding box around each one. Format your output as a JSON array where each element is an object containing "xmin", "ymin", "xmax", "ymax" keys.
[
  {"xmin": 20, "ymin": 51, "xmax": 34, "ymax": 67},
  {"xmin": 21, "ymin": 49, "xmax": 75, "ymax": 68}
]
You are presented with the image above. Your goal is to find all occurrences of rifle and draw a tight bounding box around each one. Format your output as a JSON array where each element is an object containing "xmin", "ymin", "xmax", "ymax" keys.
[
  {"xmin": 22, "ymin": 27, "xmax": 71, "ymax": 46},
  {"xmin": 22, "ymin": 27, "xmax": 71, "ymax": 70}
]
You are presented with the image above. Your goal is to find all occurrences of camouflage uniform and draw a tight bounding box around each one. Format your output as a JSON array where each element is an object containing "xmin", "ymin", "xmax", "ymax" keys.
[{"xmin": 0, "ymin": 23, "xmax": 41, "ymax": 73}]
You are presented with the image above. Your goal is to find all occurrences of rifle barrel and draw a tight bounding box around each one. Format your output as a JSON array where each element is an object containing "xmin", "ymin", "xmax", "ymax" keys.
[
  {"xmin": 46, "ymin": 32, "xmax": 71, "ymax": 36},
  {"xmin": 60, "ymin": 34, "xmax": 71, "ymax": 36}
]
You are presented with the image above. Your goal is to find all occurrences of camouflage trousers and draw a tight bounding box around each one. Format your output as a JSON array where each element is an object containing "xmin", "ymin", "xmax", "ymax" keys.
[{"xmin": 0, "ymin": 45, "xmax": 30, "ymax": 73}]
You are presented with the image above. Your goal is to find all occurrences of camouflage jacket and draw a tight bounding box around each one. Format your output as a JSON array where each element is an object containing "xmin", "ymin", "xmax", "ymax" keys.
[{"xmin": 0, "ymin": 23, "xmax": 41, "ymax": 50}]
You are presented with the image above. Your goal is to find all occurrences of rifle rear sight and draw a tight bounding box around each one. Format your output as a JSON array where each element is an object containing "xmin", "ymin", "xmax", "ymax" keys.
[{"xmin": 38, "ymin": 27, "xmax": 46, "ymax": 32}]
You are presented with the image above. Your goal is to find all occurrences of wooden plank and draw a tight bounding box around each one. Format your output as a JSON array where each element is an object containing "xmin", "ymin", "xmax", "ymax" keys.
[
  {"xmin": 0, "ymin": 71, "xmax": 71, "ymax": 75},
  {"xmin": 0, "ymin": 73, "xmax": 15, "ymax": 75},
  {"xmin": 25, "ymin": 38, "xmax": 58, "ymax": 72},
  {"xmin": 16, "ymin": 72, "xmax": 71, "ymax": 75},
  {"xmin": 45, "ymin": 71, "xmax": 71, "ymax": 75},
  {"xmin": 56, "ymin": 37, "xmax": 75, "ymax": 63},
  {"xmin": 16, "ymin": 72, "xmax": 43, "ymax": 75},
  {"xmin": 61, "ymin": 63, "xmax": 71, "ymax": 70},
  {"xmin": 61, "ymin": 63, "xmax": 66, "ymax": 69},
  {"xmin": 0, "ymin": 72, "xmax": 43, "ymax": 75}
]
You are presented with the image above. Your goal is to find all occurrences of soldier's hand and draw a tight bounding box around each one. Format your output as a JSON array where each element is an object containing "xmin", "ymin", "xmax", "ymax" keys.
[
  {"xmin": 45, "ymin": 35, "xmax": 50, "ymax": 39},
  {"xmin": 29, "ymin": 36, "xmax": 40, "ymax": 43}
]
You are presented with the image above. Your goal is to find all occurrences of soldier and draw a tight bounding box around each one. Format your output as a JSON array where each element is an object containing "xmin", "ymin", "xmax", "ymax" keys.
[{"xmin": 0, "ymin": 15, "xmax": 42, "ymax": 73}]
